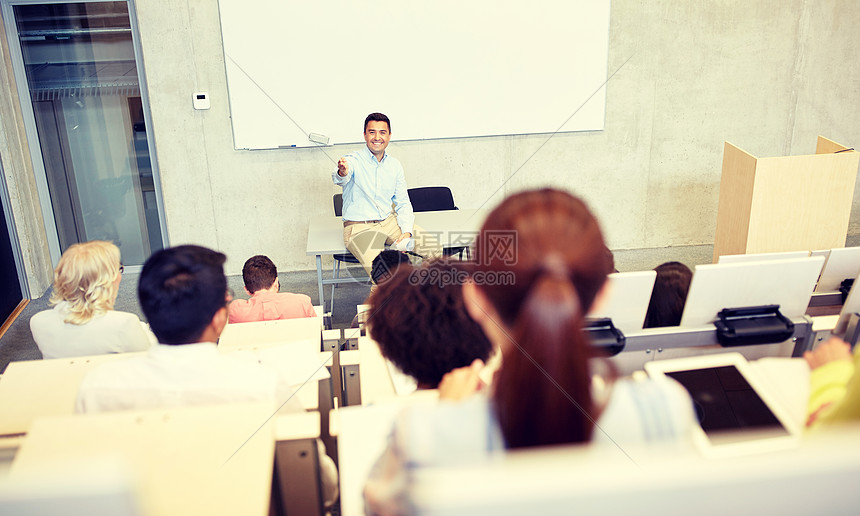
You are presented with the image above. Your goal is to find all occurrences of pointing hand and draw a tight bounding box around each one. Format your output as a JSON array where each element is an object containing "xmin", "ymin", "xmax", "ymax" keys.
[{"xmin": 337, "ymin": 158, "xmax": 349, "ymax": 177}]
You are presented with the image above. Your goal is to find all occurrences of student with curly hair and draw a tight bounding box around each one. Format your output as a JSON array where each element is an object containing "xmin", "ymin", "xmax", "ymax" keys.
[
  {"xmin": 30, "ymin": 240, "xmax": 154, "ymax": 359},
  {"xmin": 367, "ymin": 259, "xmax": 493, "ymax": 389}
]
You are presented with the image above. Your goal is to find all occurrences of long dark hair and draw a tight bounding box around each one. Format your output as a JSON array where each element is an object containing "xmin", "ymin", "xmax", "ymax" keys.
[
  {"xmin": 473, "ymin": 189, "xmax": 613, "ymax": 448},
  {"xmin": 643, "ymin": 261, "xmax": 692, "ymax": 328}
]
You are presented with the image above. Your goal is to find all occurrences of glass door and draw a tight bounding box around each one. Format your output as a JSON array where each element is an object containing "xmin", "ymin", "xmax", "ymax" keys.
[
  {"xmin": 1, "ymin": 169, "xmax": 26, "ymax": 326},
  {"xmin": 4, "ymin": 0, "xmax": 165, "ymax": 267}
]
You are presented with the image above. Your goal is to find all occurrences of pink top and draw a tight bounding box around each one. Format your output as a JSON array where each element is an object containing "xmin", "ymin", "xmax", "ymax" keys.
[{"xmin": 227, "ymin": 291, "xmax": 316, "ymax": 324}]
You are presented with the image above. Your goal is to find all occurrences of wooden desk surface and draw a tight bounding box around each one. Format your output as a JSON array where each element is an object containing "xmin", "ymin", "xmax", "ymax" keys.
[
  {"xmin": 334, "ymin": 392, "xmax": 439, "ymax": 516},
  {"xmin": 273, "ymin": 411, "xmax": 321, "ymax": 441},
  {"xmin": 357, "ymin": 337, "xmax": 398, "ymax": 405},
  {"xmin": 10, "ymin": 403, "xmax": 275, "ymax": 516},
  {"xmin": 0, "ymin": 354, "xmax": 144, "ymax": 437},
  {"xmin": 218, "ymin": 316, "xmax": 323, "ymax": 352},
  {"xmin": 0, "ymin": 336, "xmax": 329, "ymax": 438},
  {"xmin": 218, "ymin": 318, "xmax": 328, "ymax": 411}
]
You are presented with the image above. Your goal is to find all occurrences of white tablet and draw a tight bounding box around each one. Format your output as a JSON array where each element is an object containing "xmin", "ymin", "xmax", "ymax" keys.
[{"xmin": 644, "ymin": 352, "xmax": 800, "ymax": 459}]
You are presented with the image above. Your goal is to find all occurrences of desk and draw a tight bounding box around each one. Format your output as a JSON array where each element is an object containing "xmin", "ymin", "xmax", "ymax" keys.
[
  {"xmin": 0, "ymin": 353, "xmax": 144, "ymax": 437},
  {"xmin": 334, "ymin": 357, "xmax": 809, "ymax": 516},
  {"xmin": 408, "ymin": 424, "xmax": 860, "ymax": 515},
  {"xmin": 8, "ymin": 403, "xmax": 275, "ymax": 516},
  {"xmin": 218, "ymin": 316, "xmax": 323, "ymax": 352},
  {"xmin": 218, "ymin": 318, "xmax": 328, "ymax": 410},
  {"xmin": 306, "ymin": 209, "xmax": 486, "ymax": 312},
  {"xmin": 334, "ymin": 392, "xmax": 440, "ymax": 516},
  {"xmin": 0, "ymin": 343, "xmax": 327, "ymax": 439}
]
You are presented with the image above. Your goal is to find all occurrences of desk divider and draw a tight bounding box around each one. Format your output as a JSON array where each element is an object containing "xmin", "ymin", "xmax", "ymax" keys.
[
  {"xmin": 607, "ymin": 316, "xmax": 813, "ymax": 376},
  {"xmin": 271, "ymin": 412, "xmax": 325, "ymax": 516},
  {"xmin": 815, "ymin": 246, "xmax": 860, "ymax": 293},
  {"xmin": 680, "ymin": 257, "xmax": 824, "ymax": 327},
  {"xmin": 272, "ymin": 438, "xmax": 324, "ymax": 516}
]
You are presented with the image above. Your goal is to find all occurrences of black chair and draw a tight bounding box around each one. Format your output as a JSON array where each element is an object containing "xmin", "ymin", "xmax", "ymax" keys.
[
  {"xmin": 408, "ymin": 186, "xmax": 457, "ymax": 212},
  {"xmin": 407, "ymin": 186, "xmax": 470, "ymax": 260},
  {"xmin": 331, "ymin": 194, "xmax": 369, "ymax": 314}
]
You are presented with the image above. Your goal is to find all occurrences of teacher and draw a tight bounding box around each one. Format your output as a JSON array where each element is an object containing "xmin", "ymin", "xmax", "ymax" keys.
[{"xmin": 333, "ymin": 112, "xmax": 442, "ymax": 278}]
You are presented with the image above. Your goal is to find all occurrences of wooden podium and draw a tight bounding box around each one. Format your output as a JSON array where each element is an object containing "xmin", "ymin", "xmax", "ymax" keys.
[{"xmin": 713, "ymin": 136, "xmax": 860, "ymax": 262}]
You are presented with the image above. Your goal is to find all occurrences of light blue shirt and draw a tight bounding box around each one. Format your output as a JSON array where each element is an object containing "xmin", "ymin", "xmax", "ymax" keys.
[{"xmin": 332, "ymin": 145, "xmax": 415, "ymax": 234}]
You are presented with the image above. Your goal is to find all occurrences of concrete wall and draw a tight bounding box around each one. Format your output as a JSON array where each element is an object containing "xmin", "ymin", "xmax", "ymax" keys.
[
  {"xmin": 0, "ymin": 13, "xmax": 51, "ymax": 296},
  {"xmin": 3, "ymin": 1, "xmax": 860, "ymax": 284}
]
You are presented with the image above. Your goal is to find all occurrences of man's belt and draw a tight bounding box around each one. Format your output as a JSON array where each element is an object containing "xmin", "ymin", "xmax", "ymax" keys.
[{"xmin": 343, "ymin": 219, "xmax": 383, "ymax": 227}]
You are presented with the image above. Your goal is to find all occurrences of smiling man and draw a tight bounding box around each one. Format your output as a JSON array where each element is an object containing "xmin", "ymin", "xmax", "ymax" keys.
[{"xmin": 333, "ymin": 112, "xmax": 442, "ymax": 277}]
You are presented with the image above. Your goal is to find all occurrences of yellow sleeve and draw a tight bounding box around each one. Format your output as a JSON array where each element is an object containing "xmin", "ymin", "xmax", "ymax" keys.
[
  {"xmin": 807, "ymin": 347, "xmax": 860, "ymax": 428},
  {"xmin": 819, "ymin": 348, "xmax": 860, "ymax": 425}
]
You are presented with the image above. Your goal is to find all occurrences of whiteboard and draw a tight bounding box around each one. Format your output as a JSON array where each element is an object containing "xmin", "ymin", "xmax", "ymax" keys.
[{"xmin": 218, "ymin": 0, "xmax": 611, "ymax": 149}]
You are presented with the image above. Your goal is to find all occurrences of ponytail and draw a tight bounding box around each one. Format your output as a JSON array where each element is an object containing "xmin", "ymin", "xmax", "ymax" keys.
[
  {"xmin": 492, "ymin": 267, "xmax": 595, "ymax": 448},
  {"xmin": 474, "ymin": 188, "xmax": 613, "ymax": 449}
]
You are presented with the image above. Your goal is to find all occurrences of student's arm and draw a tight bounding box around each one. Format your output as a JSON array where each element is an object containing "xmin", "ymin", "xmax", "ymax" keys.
[
  {"xmin": 438, "ymin": 359, "xmax": 485, "ymax": 401},
  {"xmin": 226, "ymin": 299, "xmax": 247, "ymax": 324},
  {"xmin": 118, "ymin": 312, "xmax": 155, "ymax": 352},
  {"xmin": 140, "ymin": 321, "xmax": 158, "ymax": 346},
  {"xmin": 816, "ymin": 342, "xmax": 860, "ymax": 426},
  {"xmin": 316, "ymin": 439, "xmax": 339, "ymax": 509},
  {"xmin": 301, "ymin": 295, "xmax": 316, "ymax": 318},
  {"xmin": 805, "ymin": 337, "xmax": 855, "ymax": 427}
]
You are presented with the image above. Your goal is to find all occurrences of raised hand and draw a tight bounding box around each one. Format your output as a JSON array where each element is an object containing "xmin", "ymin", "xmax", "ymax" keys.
[
  {"xmin": 438, "ymin": 359, "xmax": 485, "ymax": 400},
  {"xmin": 804, "ymin": 337, "xmax": 852, "ymax": 370},
  {"xmin": 337, "ymin": 157, "xmax": 349, "ymax": 177}
]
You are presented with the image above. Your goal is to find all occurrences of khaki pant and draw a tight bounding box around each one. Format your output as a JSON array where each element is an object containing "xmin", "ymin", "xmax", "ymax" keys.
[{"xmin": 343, "ymin": 214, "xmax": 443, "ymax": 277}]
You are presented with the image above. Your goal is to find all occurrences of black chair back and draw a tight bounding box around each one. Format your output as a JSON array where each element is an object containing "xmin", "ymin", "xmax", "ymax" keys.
[
  {"xmin": 407, "ymin": 186, "xmax": 457, "ymax": 212},
  {"xmin": 333, "ymin": 193, "xmax": 343, "ymax": 216}
]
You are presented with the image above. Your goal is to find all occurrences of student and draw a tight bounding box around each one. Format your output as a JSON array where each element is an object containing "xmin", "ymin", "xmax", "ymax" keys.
[
  {"xmin": 643, "ymin": 261, "xmax": 693, "ymax": 328},
  {"xmin": 332, "ymin": 112, "xmax": 442, "ymax": 276},
  {"xmin": 370, "ymin": 249, "xmax": 412, "ymax": 285},
  {"xmin": 228, "ymin": 255, "xmax": 315, "ymax": 323},
  {"xmin": 367, "ymin": 259, "xmax": 494, "ymax": 389},
  {"xmin": 30, "ymin": 240, "xmax": 154, "ymax": 359},
  {"xmin": 364, "ymin": 189, "xmax": 695, "ymax": 514}
]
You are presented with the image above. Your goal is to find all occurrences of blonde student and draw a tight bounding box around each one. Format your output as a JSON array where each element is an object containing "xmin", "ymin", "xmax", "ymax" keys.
[{"xmin": 30, "ymin": 240, "xmax": 155, "ymax": 358}]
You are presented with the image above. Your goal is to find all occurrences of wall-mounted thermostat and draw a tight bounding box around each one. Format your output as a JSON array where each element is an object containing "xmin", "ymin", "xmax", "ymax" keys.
[{"xmin": 193, "ymin": 92, "xmax": 210, "ymax": 110}]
